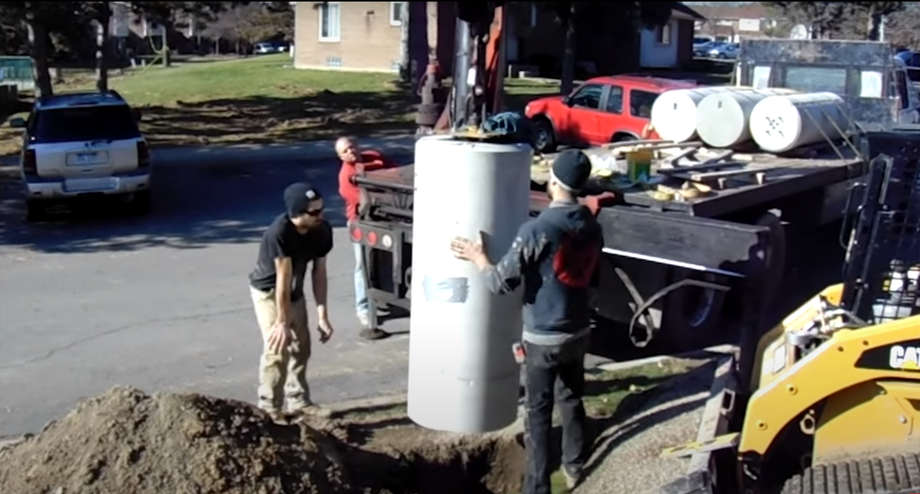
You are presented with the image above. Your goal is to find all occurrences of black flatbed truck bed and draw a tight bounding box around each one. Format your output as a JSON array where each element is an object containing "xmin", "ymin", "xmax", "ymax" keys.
[{"xmin": 352, "ymin": 146, "xmax": 866, "ymax": 356}]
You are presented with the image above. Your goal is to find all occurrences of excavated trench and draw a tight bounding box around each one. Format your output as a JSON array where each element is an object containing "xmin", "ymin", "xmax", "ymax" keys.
[{"xmin": 338, "ymin": 424, "xmax": 526, "ymax": 494}]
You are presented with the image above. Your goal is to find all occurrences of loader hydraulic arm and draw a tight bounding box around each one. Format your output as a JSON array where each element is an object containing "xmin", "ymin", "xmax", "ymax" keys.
[{"xmin": 438, "ymin": 2, "xmax": 506, "ymax": 132}]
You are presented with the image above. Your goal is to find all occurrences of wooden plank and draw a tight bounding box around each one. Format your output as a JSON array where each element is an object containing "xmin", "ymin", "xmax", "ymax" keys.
[
  {"xmin": 660, "ymin": 161, "xmax": 748, "ymax": 175},
  {"xmin": 680, "ymin": 166, "xmax": 783, "ymax": 185}
]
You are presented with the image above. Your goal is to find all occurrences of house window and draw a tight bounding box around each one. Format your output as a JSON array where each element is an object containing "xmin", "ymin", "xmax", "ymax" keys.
[
  {"xmin": 656, "ymin": 23, "xmax": 671, "ymax": 45},
  {"xmin": 318, "ymin": 2, "xmax": 341, "ymax": 42},
  {"xmin": 390, "ymin": 2, "xmax": 406, "ymax": 27}
]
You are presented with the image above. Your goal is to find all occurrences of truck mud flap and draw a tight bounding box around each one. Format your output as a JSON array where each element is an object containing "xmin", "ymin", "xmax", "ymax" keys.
[{"xmin": 646, "ymin": 355, "xmax": 740, "ymax": 494}]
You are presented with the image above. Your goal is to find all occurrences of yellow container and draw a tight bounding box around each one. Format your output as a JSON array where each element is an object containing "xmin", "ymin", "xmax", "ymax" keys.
[{"xmin": 626, "ymin": 149, "xmax": 653, "ymax": 183}]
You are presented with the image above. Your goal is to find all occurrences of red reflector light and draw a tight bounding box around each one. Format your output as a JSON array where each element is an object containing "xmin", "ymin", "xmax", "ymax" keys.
[
  {"xmin": 350, "ymin": 226, "xmax": 363, "ymax": 242},
  {"xmin": 366, "ymin": 231, "xmax": 378, "ymax": 246},
  {"xmin": 137, "ymin": 141, "xmax": 150, "ymax": 168},
  {"xmin": 23, "ymin": 150, "xmax": 37, "ymax": 175}
]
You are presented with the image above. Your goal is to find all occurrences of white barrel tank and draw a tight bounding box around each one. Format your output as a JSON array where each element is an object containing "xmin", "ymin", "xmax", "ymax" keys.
[
  {"xmin": 749, "ymin": 92, "xmax": 849, "ymax": 154},
  {"xmin": 650, "ymin": 87, "xmax": 731, "ymax": 143},
  {"xmin": 695, "ymin": 88, "xmax": 799, "ymax": 149},
  {"xmin": 407, "ymin": 135, "xmax": 532, "ymax": 433}
]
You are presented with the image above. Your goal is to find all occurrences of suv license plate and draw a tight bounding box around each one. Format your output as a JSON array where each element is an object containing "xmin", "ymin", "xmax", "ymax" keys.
[{"xmin": 76, "ymin": 152, "xmax": 98, "ymax": 163}]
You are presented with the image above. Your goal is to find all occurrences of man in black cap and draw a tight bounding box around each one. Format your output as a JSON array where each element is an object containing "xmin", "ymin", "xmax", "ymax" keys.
[
  {"xmin": 249, "ymin": 182, "xmax": 335, "ymax": 419},
  {"xmin": 450, "ymin": 149, "xmax": 603, "ymax": 494}
]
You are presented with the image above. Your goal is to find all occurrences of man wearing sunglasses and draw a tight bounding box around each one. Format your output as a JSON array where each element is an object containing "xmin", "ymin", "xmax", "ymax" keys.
[
  {"xmin": 336, "ymin": 136, "xmax": 393, "ymax": 341},
  {"xmin": 248, "ymin": 182, "xmax": 335, "ymax": 419}
]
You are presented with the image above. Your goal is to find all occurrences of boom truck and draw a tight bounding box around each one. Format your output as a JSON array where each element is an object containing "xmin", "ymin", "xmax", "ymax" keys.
[{"xmin": 350, "ymin": 9, "xmax": 913, "ymax": 358}]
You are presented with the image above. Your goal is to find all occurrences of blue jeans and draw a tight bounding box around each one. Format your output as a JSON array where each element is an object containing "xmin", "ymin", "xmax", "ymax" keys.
[{"xmin": 353, "ymin": 242, "xmax": 369, "ymax": 317}]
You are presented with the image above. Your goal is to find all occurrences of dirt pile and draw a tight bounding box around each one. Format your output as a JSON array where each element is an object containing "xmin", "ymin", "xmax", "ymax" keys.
[{"xmin": 0, "ymin": 386, "xmax": 349, "ymax": 494}]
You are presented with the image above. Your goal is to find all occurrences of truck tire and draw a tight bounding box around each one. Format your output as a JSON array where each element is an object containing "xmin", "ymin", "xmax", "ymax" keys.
[
  {"xmin": 756, "ymin": 212, "xmax": 786, "ymax": 309},
  {"xmin": 25, "ymin": 199, "xmax": 45, "ymax": 222},
  {"xmin": 663, "ymin": 271, "xmax": 727, "ymax": 350},
  {"xmin": 132, "ymin": 191, "xmax": 152, "ymax": 215},
  {"xmin": 611, "ymin": 132, "xmax": 638, "ymax": 143},
  {"xmin": 780, "ymin": 453, "xmax": 920, "ymax": 494}
]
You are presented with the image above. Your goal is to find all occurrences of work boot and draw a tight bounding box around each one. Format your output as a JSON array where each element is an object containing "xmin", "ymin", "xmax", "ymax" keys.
[
  {"xmin": 563, "ymin": 469, "xmax": 582, "ymax": 490},
  {"xmin": 360, "ymin": 327, "xmax": 389, "ymax": 340}
]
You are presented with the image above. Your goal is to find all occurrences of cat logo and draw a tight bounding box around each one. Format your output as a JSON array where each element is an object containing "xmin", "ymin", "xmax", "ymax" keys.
[{"xmin": 889, "ymin": 345, "xmax": 920, "ymax": 371}]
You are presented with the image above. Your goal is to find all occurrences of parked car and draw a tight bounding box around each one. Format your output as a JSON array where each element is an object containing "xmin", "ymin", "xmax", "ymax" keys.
[
  {"xmin": 693, "ymin": 39, "xmax": 715, "ymax": 56},
  {"xmin": 524, "ymin": 75, "xmax": 697, "ymax": 153},
  {"xmin": 708, "ymin": 42, "xmax": 738, "ymax": 59},
  {"xmin": 8, "ymin": 90, "xmax": 151, "ymax": 221},
  {"xmin": 254, "ymin": 41, "xmax": 289, "ymax": 54}
]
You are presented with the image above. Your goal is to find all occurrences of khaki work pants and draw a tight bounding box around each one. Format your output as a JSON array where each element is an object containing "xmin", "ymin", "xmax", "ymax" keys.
[{"xmin": 250, "ymin": 286, "xmax": 312, "ymax": 412}]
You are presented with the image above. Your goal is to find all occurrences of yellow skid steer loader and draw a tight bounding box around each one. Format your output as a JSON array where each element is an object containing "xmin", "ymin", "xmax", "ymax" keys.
[{"xmin": 661, "ymin": 128, "xmax": 920, "ymax": 494}]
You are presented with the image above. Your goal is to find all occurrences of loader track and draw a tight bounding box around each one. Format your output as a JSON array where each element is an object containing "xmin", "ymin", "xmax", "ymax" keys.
[{"xmin": 781, "ymin": 452, "xmax": 920, "ymax": 494}]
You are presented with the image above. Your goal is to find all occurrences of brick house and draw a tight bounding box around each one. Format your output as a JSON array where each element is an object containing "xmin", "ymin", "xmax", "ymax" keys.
[
  {"xmin": 291, "ymin": 2, "xmax": 702, "ymax": 76},
  {"xmin": 691, "ymin": 4, "xmax": 779, "ymax": 42},
  {"xmin": 292, "ymin": 1, "xmax": 455, "ymax": 73}
]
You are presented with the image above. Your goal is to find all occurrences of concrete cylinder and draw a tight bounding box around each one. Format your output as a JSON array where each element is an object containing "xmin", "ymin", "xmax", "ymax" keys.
[
  {"xmin": 695, "ymin": 88, "xmax": 799, "ymax": 149},
  {"xmin": 650, "ymin": 87, "xmax": 730, "ymax": 143},
  {"xmin": 407, "ymin": 135, "xmax": 532, "ymax": 433},
  {"xmin": 749, "ymin": 92, "xmax": 849, "ymax": 153}
]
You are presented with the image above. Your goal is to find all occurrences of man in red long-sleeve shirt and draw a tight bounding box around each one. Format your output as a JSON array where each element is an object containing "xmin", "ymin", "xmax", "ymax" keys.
[{"xmin": 336, "ymin": 137, "xmax": 392, "ymax": 341}]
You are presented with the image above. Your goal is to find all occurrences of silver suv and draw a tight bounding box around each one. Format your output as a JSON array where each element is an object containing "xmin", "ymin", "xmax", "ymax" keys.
[{"xmin": 9, "ymin": 90, "xmax": 152, "ymax": 221}]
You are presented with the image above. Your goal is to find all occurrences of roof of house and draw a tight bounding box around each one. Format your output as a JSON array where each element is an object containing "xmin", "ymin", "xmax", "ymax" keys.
[
  {"xmin": 673, "ymin": 3, "xmax": 706, "ymax": 20},
  {"xmin": 690, "ymin": 3, "xmax": 769, "ymax": 21}
]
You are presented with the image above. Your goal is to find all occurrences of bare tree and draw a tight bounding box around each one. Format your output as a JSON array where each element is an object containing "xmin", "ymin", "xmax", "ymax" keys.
[
  {"xmin": 398, "ymin": 2, "xmax": 410, "ymax": 82},
  {"xmin": 762, "ymin": 2, "xmax": 851, "ymax": 39},
  {"xmin": 886, "ymin": 2, "xmax": 920, "ymax": 47},
  {"xmin": 543, "ymin": 2, "xmax": 673, "ymax": 95},
  {"xmin": 92, "ymin": 1, "xmax": 111, "ymax": 91}
]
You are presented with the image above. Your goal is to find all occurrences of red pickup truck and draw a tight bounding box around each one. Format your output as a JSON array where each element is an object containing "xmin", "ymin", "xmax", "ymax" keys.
[{"xmin": 524, "ymin": 75, "xmax": 697, "ymax": 153}]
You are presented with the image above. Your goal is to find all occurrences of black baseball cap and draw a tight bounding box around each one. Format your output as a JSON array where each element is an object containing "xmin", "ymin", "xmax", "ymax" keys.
[
  {"xmin": 551, "ymin": 150, "xmax": 592, "ymax": 192},
  {"xmin": 283, "ymin": 182, "xmax": 323, "ymax": 216}
]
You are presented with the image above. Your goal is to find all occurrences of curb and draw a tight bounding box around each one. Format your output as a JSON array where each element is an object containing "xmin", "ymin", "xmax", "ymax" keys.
[
  {"xmin": 151, "ymin": 135, "xmax": 417, "ymax": 166},
  {"xmin": 0, "ymin": 135, "xmax": 418, "ymax": 169},
  {"xmin": 595, "ymin": 344, "xmax": 736, "ymax": 374},
  {"xmin": 328, "ymin": 392, "xmax": 408, "ymax": 413},
  {"xmin": 326, "ymin": 344, "xmax": 737, "ymax": 415}
]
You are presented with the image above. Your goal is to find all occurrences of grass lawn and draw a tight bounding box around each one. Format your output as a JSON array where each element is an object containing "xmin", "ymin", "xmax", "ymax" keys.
[{"xmin": 0, "ymin": 54, "xmax": 560, "ymax": 156}]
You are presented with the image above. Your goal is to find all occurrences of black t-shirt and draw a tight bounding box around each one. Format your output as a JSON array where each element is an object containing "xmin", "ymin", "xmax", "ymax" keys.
[{"xmin": 249, "ymin": 214, "xmax": 334, "ymax": 301}]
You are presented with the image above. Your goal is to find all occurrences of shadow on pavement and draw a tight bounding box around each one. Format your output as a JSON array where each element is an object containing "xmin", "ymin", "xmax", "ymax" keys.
[
  {"xmin": 137, "ymin": 93, "xmax": 418, "ymax": 149},
  {"xmin": 0, "ymin": 158, "xmax": 354, "ymax": 254}
]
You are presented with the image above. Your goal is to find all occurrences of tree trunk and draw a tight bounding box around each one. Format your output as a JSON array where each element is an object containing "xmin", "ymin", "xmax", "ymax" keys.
[
  {"xmin": 398, "ymin": 2, "xmax": 411, "ymax": 82},
  {"xmin": 162, "ymin": 30, "xmax": 171, "ymax": 67},
  {"xmin": 559, "ymin": 6, "xmax": 576, "ymax": 96},
  {"xmin": 867, "ymin": 11, "xmax": 883, "ymax": 41},
  {"xmin": 25, "ymin": 3, "xmax": 53, "ymax": 98},
  {"xmin": 96, "ymin": 2, "xmax": 111, "ymax": 92}
]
